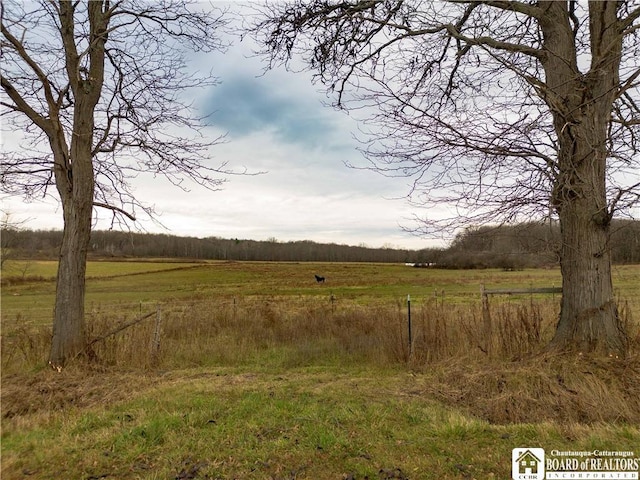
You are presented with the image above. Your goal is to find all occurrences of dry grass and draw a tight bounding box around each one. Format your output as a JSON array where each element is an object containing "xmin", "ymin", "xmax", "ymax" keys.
[
  {"xmin": 4, "ymin": 366, "xmax": 636, "ymax": 480},
  {"xmin": 415, "ymin": 353, "xmax": 640, "ymax": 424},
  {"xmin": 3, "ymin": 293, "xmax": 639, "ymax": 425},
  {"xmin": 1, "ymin": 367, "xmax": 158, "ymax": 421},
  {"xmin": 3, "ymin": 264, "xmax": 639, "ymax": 479}
]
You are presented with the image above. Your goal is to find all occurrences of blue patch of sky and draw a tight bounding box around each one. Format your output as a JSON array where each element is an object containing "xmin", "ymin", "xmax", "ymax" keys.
[{"xmin": 202, "ymin": 74, "xmax": 342, "ymax": 148}]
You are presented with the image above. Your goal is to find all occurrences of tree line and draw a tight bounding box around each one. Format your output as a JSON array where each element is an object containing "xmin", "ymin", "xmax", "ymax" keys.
[
  {"xmin": 3, "ymin": 219, "xmax": 639, "ymax": 267},
  {"xmin": 433, "ymin": 220, "xmax": 640, "ymax": 269}
]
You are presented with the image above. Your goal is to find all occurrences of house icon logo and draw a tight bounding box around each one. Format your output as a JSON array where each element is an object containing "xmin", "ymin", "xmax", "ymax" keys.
[{"xmin": 512, "ymin": 448, "xmax": 545, "ymax": 480}]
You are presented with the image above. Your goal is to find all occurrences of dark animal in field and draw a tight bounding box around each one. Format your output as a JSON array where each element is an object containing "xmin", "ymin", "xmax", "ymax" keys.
[{"xmin": 315, "ymin": 275, "xmax": 325, "ymax": 283}]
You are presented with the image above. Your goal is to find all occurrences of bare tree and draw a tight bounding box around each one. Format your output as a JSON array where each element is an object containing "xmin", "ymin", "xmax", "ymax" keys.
[
  {"xmin": 0, "ymin": 210, "xmax": 28, "ymax": 268},
  {"xmin": 1, "ymin": 0, "xmax": 230, "ymax": 368},
  {"xmin": 251, "ymin": 0, "xmax": 640, "ymax": 356}
]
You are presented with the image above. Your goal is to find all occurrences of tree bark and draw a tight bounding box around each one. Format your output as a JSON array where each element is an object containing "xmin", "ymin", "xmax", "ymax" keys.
[
  {"xmin": 48, "ymin": 116, "xmax": 97, "ymax": 367},
  {"xmin": 542, "ymin": 1, "xmax": 628, "ymax": 356},
  {"xmin": 49, "ymin": 193, "xmax": 92, "ymax": 368},
  {"xmin": 48, "ymin": 1, "xmax": 106, "ymax": 369},
  {"xmin": 550, "ymin": 198, "xmax": 627, "ymax": 356}
]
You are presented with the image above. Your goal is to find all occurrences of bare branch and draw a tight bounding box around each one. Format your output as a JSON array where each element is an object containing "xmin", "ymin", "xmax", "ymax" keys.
[
  {"xmin": 0, "ymin": 75, "xmax": 51, "ymax": 133},
  {"xmin": 445, "ymin": 21, "xmax": 544, "ymax": 59},
  {"xmin": 464, "ymin": 0, "xmax": 543, "ymax": 19},
  {"xmin": 620, "ymin": 5, "xmax": 640, "ymax": 33},
  {"xmin": 1, "ymin": 13, "xmax": 58, "ymax": 115},
  {"xmin": 93, "ymin": 201, "xmax": 136, "ymax": 221}
]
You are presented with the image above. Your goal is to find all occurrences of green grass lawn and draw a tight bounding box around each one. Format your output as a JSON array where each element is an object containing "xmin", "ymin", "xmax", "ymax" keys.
[{"xmin": 2, "ymin": 366, "xmax": 638, "ymax": 480}]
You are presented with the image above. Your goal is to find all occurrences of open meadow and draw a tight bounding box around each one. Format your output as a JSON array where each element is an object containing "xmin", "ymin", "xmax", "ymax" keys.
[{"xmin": 2, "ymin": 261, "xmax": 640, "ymax": 479}]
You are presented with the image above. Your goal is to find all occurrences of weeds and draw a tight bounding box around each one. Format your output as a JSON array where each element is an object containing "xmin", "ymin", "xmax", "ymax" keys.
[
  {"xmin": 2, "ymin": 367, "xmax": 638, "ymax": 480},
  {"xmin": 2, "ymin": 294, "xmax": 636, "ymax": 372},
  {"xmin": 3, "ymin": 293, "xmax": 639, "ymax": 424},
  {"xmin": 2, "ymin": 262, "xmax": 639, "ymax": 429}
]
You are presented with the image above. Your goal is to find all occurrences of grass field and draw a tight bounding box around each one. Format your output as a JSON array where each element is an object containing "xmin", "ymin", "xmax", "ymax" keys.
[
  {"xmin": 1, "ymin": 261, "xmax": 639, "ymax": 479},
  {"xmin": 2, "ymin": 260, "xmax": 638, "ymax": 322}
]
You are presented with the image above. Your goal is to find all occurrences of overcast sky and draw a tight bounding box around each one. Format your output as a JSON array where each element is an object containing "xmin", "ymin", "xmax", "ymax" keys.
[{"xmin": 0, "ymin": 3, "xmax": 446, "ymax": 250}]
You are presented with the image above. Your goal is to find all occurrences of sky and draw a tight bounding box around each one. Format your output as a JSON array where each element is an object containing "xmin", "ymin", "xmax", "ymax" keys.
[
  {"xmin": 2, "ymin": 3, "xmax": 640, "ymax": 252},
  {"xmin": 0, "ymin": 2, "xmax": 447, "ymax": 251}
]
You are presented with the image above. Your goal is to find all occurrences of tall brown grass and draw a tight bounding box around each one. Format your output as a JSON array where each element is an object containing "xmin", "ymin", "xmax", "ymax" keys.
[
  {"xmin": 3, "ymin": 295, "xmax": 639, "ymax": 423},
  {"xmin": 84, "ymin": 296, "xmax": 558, "ymax": 368},
  {"xmin": 4, "ymin": 294, "xmax": 636, "ymax": 371}
]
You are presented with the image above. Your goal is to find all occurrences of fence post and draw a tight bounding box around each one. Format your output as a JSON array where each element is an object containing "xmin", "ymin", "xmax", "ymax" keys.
[
  {"xmin": 407, "ymin": 294, "xmax": 413, "ymax": 359},
  {"xmin": 151, "ymin": 305, "xmax": 162, "ymax": 366},
  {"xmin": 481, "ymin": 285, "xmax": 492, "ymax": 356}
]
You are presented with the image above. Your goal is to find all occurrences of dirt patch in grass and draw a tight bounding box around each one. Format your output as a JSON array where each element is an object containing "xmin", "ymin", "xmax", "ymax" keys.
[{"xmin": 416, "ymin": 353, "xmax": 640, "ymax": 424}]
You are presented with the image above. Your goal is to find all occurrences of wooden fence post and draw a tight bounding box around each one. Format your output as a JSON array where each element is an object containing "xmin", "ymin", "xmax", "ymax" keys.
[{"xmin": 151, "ymin": 305, "xmax": 162, "ymax": 366}]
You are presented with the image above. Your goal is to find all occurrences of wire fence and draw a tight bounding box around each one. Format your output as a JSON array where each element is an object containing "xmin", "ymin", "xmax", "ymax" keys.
[{"xmin": 3, "ymin": 285, "xmax": 637, "ymax": 373}]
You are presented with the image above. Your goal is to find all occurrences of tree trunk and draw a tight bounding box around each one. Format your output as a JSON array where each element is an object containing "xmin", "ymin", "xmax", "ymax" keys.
[
  {"xmin": 47, "ymin": 1, "xmax": 106, "ymax": 369},
  {"xmin": 48, "ymin": 109, "xmax": 96, "ymax": 368},
  {"xmin": 48, "ymin": 117, "xmax": 96, "ymax": 368},
  {"xmin": 49, "ymin": 200, "xmax": 92, "ymax": 369},
  {"xmin": 549, "ymin": 191, "xmax": 627, "ymax": 356},
  {"xmin": 541, "ymin": 1, "xmax": 628, "ymax": 357},
  {"xmin": 548, "ymin": 107, "xmax": 628, "ymax": 356}
]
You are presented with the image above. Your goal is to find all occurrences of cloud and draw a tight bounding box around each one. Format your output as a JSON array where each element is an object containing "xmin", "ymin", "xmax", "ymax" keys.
[
  {"xmin": 202, "ymin": 70, "xmax": 340, "ymax": 149},
  {"xmin": 198, "ymin": 27, "xmax": 355, "ymax": 151},
  {"xmin": 200, "ymin": 45, "xmax": 351, "ymax": 155}
]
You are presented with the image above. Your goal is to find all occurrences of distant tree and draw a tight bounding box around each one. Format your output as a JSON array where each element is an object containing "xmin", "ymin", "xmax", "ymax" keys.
[
  {"xmin": 611, "ymin": 219, "xmax": 640, "ymax": 263},
  {"xmin": 1, "ymin": 0, "xmax": 230, "ymax": 368},
  {"xmin": 252, "ymin": 0, "xmax": 640, "ymax": 357},
  {"xmin": 0, "ymin": 210, "xmax": 27, "ymax": 268}
]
